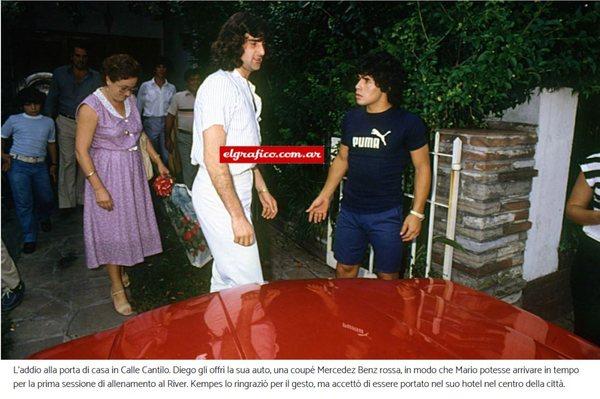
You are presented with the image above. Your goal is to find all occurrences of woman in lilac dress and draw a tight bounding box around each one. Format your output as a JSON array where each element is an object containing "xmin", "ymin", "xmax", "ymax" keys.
[{"xmin": 75, "ymin": 54, "xmax": 169, "ymax": 315}]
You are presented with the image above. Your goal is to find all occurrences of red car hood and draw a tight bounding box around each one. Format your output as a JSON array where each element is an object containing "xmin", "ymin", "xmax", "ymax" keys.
[{"xmin": 30, "ymin": 278, "xmax": 600, "ymax": 359}]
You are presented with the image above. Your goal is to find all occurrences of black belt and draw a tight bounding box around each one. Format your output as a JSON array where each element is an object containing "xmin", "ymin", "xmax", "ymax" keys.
[
  {"xmin": 59, "ymin": 113, "xmax": 76, "ymax": 120},
  {"xmin": 178, "ymin": 129, "xmax": 192, "ymax": 135}
]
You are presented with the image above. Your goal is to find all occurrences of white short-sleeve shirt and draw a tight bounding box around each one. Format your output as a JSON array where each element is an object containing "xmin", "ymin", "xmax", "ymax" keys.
[
  {"xmin": 191, "ymin": 69, "xmax": 262, "ymax": 175},
  {"xmin": 136, "ymin": 78, "xmax": 176, "ymax": 117}
]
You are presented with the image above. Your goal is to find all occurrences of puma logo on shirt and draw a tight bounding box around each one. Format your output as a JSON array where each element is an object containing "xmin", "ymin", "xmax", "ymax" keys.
[
  {"xmin": 351, "ymin": 128, "xmax": 391, "ymax": 149},
  {"xmin": 352, "ymin": 136, "xmax": 380, "ymax": 149},
  {"xmin": 371, "ymin": 128, "xmax": 391, "ymax": 145}
]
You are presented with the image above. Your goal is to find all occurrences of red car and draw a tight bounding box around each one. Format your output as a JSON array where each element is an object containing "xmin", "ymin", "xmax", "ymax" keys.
[{"xmin": 30, "ymin": 278, "xmax": 600, "ymax": 359}]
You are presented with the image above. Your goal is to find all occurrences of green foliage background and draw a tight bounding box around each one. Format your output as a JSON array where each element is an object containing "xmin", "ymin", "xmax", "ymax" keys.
[{"xmin": 156, "ymin": 1, "xmax": 600, "ymax": 243}]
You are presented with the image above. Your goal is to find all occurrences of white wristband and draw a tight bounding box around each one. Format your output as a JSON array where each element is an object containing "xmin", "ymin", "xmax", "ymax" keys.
[{"xmin": 410, "ymin": 210, "xmax": 425, "ymax": 220}]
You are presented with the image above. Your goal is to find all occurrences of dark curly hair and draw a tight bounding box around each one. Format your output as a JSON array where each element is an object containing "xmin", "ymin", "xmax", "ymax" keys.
[
  {"xmin": 211, "ymin": 12, "xmax": 266, "ymax": 71},
  {"xmin": 357, "ymin": 52, "xmax": 404, "ymax": 106},
  {"xmin": 102, "ymin": 54, "xmax": 141, "ymax": 84},
  {"xmin": 17, "ymin": 87, "xmax": 46, "ymax": 106}
]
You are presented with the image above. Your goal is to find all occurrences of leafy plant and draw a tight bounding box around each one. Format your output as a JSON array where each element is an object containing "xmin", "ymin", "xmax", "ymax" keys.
[{"xmin": 409, "ymin": 235, "xmax": 466, "ymax": 279}]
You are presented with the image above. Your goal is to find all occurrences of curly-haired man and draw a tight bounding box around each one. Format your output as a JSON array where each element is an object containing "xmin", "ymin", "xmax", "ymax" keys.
[
  {"xmin": 307, "ymin": 52, "xmax": 432, "ymax": 280},
  {"xmin": 191, "ymin": 12, "xmax": 278, "ymax": 292}
]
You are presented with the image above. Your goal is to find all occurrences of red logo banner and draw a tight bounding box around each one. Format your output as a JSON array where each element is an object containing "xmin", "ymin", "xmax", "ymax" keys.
[{"xmin": 220, "ymin": 146, "xmax": 324, "ymax": 164}]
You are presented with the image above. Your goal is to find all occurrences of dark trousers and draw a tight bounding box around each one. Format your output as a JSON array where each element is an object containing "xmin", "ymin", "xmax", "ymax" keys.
[{"xmin": 571, "ymin": 233, "xmax": 600, "ymax": 345}]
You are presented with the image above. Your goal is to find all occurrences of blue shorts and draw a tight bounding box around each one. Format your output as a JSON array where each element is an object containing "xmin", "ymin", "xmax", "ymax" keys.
[{"xmin": 333, "ymin": 205, "xmax": 403, "ymax": 274}]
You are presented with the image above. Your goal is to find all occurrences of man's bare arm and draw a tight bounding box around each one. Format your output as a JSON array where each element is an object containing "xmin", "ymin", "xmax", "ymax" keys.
[
  {"xmin": 203, "ymin": 124, "xmax": 254, "ymax": 246},
  {"xmin": 566, "ymin": 171, "xmax": 600, "ymax": 226},
  {"xmin": 253, "ymin": 166, "xmax": 278, "ymax": 219},
  {"xmin": 409, "ymin": 144, "xmax": 431, "ymax": 214},
  {"xmin": 401, "ymin": 144, "xmax": 431, "ymax": 241},
  {"xmin": 307, "ymin": 144, "xmax": 349, "ymax": 223},
  {"xmin": 1, "ymin": 138, "xmax": 11, "ymax": 172},
  {"xmin": 165, "ymin": 113, "xmax": 176, "ymax": 153},
  {"xmin": 47, "ymin": 142, "xmax": 58, "ymax": 182}
]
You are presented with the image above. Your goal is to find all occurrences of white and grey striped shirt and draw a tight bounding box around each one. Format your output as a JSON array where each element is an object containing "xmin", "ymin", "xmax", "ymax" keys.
[
  {"xmin": 581, "ymin": 152, "xmax": 600, "ymax": 241},
  {"xmin": 191, "ymin": 69, "xmax": 262, "ymax": 175}
]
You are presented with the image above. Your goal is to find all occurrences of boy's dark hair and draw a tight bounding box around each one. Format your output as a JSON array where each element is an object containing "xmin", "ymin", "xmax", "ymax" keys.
[
  {"xmin": 102, "ymin": 54, "xmax": 141, "ymax": 83},
  {"xmin": 184, "ymin": 68, "xmax": 202, "ymax": 82},
  {"xmin": 357, "ymin": 52, "xmax": 404, "ymax": 106},
  {"xmin": 211, "ymin": 12, "xmax": 266, "ymax": 71},
  {"xmin": 153, "ymin": 56, "xmax": 171, "ymax": 70},
  {"xmin": 17, "ymin": 87, "xmax": 46, "ymax": 106}
]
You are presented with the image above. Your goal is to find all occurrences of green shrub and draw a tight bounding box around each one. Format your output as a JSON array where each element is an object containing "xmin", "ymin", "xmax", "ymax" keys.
[{"xmin": 169, "ymin": 1, "xmax": 600, "ymax": 243}]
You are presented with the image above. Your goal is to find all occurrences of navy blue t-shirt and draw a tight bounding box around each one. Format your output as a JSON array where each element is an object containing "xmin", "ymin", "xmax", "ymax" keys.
[{"xmin": 340, "ymin": 107, "xmax": 427, "ymax": 213}]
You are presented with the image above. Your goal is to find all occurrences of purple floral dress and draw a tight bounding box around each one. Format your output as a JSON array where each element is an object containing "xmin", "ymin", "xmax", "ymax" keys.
[{"xmin": 79, "ymin": 89, "xmax": 162, "ymax": 269}]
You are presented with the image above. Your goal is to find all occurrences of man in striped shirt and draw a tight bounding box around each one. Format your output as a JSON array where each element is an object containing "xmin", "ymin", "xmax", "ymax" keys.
[
  {"xmin": 191, "ymin": 12, "xmax": 278, "ymax": 292},
  {"xmin": 566, "ymin": 152, "xmax": 600, "ymax": 345},
  {"xmin": 165, "ymin": 68, "xmax": 202, "ymax": 188}
]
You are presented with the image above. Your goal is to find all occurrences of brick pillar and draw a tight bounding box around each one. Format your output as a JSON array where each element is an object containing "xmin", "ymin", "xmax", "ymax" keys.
[{"xmin": 432, "ymin": 124, "xmax": 538, "ymax": 304}]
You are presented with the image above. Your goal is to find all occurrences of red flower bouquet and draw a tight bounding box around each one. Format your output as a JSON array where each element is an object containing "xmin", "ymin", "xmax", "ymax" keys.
[{"xmin": 153, "ymin": 175, "xmax": 174, "ymax": 197}]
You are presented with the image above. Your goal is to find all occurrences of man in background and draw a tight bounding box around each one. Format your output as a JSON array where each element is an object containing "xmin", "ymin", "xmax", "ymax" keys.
[
  {"xmin": 44, "ymin": 43, "xmax": 101, "ymax": 213},
  {"xmin": 137, "ymin": 57, "xmax": 176, "ymax": 165},
  {"xmin": 165, "ymin": 68, "xmax": 202, "ymax": 188}
]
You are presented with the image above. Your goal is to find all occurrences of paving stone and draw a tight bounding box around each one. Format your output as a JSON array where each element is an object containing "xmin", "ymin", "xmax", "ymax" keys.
[
  {"xmin": 6, "ymin": 336, "xmax": 65, "ymax": 360},
  {"xmin": 66, "ymin": 302, "xmax": 133, "ymax": 340},
  {"xmin": 273, "ymin": 267, "xmax": 319, "ymax": 281},
  {"xmin": 15, "ymin": 261, "xmax": 58, "ymax": 289},
  {"xmin": 8, "ymin": 288, "xmax": 72, "ymax": 322},
  {"xmin": 56, "ymin": 263, "xmax": 100, "ymax": 285},
  {"xmin": 267, "ymin": 228, "xmax": 334, "ymax": 280},
  {"xmin": 9, "ymin": 317, "xmax": 66, "ymax": 345},
  {"xmin": 53, "ymin": 277, "xmax": 114, "ymax": 309}
]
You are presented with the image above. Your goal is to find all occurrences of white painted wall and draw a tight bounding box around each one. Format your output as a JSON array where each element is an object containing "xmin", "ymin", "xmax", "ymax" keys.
[
  {"xmin": 497, "ymin": 89, "xmax": 579, "ymax": 281},
  {"xmin": 497, "ymin": 89, "xmax": 541, "ymax": 125}
]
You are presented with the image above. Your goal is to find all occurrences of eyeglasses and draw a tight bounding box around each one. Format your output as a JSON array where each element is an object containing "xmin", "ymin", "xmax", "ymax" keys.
[{"xmin": 115, "ymin": 84, "xmax": 137, "ymax": 94}]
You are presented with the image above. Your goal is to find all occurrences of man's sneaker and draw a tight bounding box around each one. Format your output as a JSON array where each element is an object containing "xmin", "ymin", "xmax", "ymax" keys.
[
  {"xmin": 2, "ymin": 281, "xmax": 25, "ymax": 312},
  {"xmin": 22, "ymin": 242, "xmax": 36, "ymax": 254},
  {"xmin": 40, "ymin": 220, "xmax": 52, "ymax": 232}
]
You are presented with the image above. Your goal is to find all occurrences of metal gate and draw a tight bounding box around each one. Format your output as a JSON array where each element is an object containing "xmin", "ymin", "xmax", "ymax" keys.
[{"xmin": 325, "ymin": 131, "xmax": 463, "ymax": 280}]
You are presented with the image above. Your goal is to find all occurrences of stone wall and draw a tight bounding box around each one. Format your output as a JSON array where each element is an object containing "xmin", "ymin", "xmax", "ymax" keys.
[{"xmin": 431, "ymin": 124, "xmax": 538, "ymax": 304}]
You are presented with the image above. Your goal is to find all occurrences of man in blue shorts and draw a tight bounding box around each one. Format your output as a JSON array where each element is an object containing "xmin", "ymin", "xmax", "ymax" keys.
[{"xmin": 307, "ymin": 52, "xmax": 431, "ymax": 279}]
